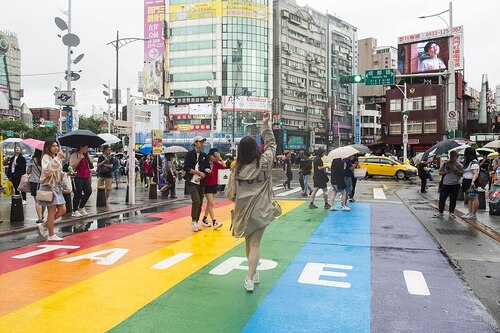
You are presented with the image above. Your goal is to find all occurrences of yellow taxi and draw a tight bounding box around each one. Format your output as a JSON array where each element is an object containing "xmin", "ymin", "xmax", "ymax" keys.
[{"xmin": 358, "ymin": 156, "xmax": 417, "ymax": 180}]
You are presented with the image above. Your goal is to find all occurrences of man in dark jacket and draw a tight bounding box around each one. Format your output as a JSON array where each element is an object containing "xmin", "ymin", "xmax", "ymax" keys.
[
  {"xmin": 7, "ymin": 144, "xmax": 27, "ymax": 203},
  {"xmin": 183, "ymin": 136, "xmax": 210, "ymax": 231}
]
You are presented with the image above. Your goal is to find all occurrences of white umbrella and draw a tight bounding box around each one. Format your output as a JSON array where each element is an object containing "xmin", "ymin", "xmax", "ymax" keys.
[
  {"xmin": 412, "ymin": 152, "xmax": 424, "ymax": 165},
  {"xmin": 327, "ymin": 146, "xmax": 359, "ymax": 160},
  {"xmin": 0, "ymin": 138, "xmax": 22, "ymax": 145},
  {"xmin": 484, "ymin": 140, "xmax": 500, "ymax": 149},
  {"xmin": 164, "ymin": 145, "xmax": 188, "ymax": 153},
  {"xmin": 98, "ymin": 133, "xmax": 121, "ymax": 145}
]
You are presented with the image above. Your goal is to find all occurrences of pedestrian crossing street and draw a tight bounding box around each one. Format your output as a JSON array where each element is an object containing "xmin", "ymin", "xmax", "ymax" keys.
[{"xmin": 272, "ymin": 180, "xmax": 391, "ymax": 201}]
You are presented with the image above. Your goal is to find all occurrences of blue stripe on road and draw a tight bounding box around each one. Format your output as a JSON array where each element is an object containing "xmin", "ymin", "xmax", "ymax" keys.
[{"xmin": 243, "ymin": 204, "xmax": 371, "ymax": 333}]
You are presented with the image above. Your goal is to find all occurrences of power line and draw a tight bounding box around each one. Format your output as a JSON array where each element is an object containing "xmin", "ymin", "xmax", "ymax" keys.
[{"xmin": 0, "ymin": 71, "xmax": 66, "ymax": 77}]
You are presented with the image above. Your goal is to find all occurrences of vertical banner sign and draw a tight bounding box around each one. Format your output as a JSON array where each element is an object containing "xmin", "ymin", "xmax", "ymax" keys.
[
  {"xmin": 144, "ymin": 0, "xmax": 165, "ymax": 62},
  {"xmin": 152, "ymin": 129, "xmax": 163, "ymax": 155},
  {"xmin": 355, "ymin": 115, "xmax": 361, "ymax": 144},
  {"xmin": 64, "ymin": 106, "xmax": 73, "ymax": 134},
  {"xmin": 282, "ymin": 129, "xmax": 288, "ymax": 149}
]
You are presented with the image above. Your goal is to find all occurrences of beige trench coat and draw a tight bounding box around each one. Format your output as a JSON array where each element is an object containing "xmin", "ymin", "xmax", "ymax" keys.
[{"xmin": 227, "ymin": 123, "xmax": 276, "ymax": 238}]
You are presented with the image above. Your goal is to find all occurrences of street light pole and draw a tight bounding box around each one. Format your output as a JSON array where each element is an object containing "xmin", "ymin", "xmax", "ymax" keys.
[
  {"xmin": 107, "ymin": 33, "xmax": 148, "ymax": 121},
  {"xmin": 210, "ymin": 72, "xmax": 215, "ymax": 148},
  {"xmin": 231, "ymin": 83, "xmax": 238, "ymax": 156}
]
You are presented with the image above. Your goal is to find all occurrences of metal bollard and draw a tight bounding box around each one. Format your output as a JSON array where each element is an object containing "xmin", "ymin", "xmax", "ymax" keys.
[
  {"xmin": 96, "ymin": 186, "xmax": 107, "ymax": 207},
  {"xmin": 63, "ymin": 190, "xmax": 72, "ymax": 216},
  {"xmin": 149, "ymin": 182, "xmax": 157, "ymax": 200},
  {"xmin": 478, "ymin": 189, "xmax": 486, "ymax": 209},
  {"xmin": 10, "ymin": 194, "xmax": 24, "ymax": 222},
  {"xmin": 125, "ymin": 185, "xmax": 129, "ymax": 203}
]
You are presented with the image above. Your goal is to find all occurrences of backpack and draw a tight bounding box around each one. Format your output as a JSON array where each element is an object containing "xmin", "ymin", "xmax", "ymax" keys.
[{"xmin": 475, "ymin": 169, "xmax": 489, "ymax": 189}]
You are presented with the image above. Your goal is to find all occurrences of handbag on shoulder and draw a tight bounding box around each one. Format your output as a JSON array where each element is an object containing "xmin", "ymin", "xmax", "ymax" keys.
[{"xmin": 36, "ymin": 189, "xmax": 54, "ymax": 202}]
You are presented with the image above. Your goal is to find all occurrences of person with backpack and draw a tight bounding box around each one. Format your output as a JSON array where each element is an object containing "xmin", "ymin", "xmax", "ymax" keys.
[
  {"xmin": 417, "ymin": 159, "xmax": 430, "ymax": 193},
  {"xmin": 299, "ymin": 151, "xmax": 312, "ymax": 197},
  {"xmin": 462, "ymin": 147, "xmax": 480, "ymax": 219},
  {"xmin": 433, "ymin": 150, "xmax": 463, "ymax": 219}
]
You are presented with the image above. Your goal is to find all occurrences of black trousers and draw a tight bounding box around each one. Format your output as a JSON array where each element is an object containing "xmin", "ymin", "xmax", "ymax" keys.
[
  {"xmin": 284, "ymin": 171, "xmax": 292, "ymax": 189},
  {"xmin": 351, "ymin": 177, "xmax": 357, "ymax": 198},
  {"xmin": 420, "ymin": 177, "xmax": 427, "ymax": 192},
  {"xmin": 438, "ymin": 184, "xmax": 460, "ymax": 214},
  {"xmin": 73, "ymin": 177, "xmax": 92, "ymax": 211},
  {"xmin": 187, "ymin": 182, "xmax": 205, "ymax": 221}
]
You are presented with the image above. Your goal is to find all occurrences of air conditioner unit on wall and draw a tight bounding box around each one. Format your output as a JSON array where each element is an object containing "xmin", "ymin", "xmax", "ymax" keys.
[{"xmin": 282, "ymin": 10, "xmax": 289, "ymax": 18}]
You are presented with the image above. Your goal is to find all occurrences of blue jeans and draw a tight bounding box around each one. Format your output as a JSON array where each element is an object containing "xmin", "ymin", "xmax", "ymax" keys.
[
  {"xmin": 302, "ymin": 174, "xmax": 312, "ymax": 195},
  {"xmin": 344, "ymin": 177, "xmax": 353, "ymax": 200}
]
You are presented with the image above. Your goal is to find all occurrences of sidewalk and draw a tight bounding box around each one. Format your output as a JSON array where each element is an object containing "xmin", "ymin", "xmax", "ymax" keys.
[
  {"xmin": 0, "ymin": 177, "xmax": 189, "ymax": 236},
  {"xmin": 418, "ymin": 182, "xmax": 500, "ymax": 242}
]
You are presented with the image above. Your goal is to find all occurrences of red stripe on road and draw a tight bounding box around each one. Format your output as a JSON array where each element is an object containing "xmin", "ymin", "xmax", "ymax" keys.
[{"xmin": 0, "ymin": 201, "xmax": 231, "ymax": 275}]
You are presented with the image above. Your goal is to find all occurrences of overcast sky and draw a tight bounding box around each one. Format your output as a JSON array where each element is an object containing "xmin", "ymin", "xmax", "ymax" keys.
[{"xmin": 1, "ymin": 0, "xmax": 498, "ymax": 116}]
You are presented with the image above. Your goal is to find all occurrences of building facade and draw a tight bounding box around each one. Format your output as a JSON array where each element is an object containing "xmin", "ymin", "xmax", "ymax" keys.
[
  {"xmin": 0, "ymin": 30, "xmax": 21, "ymax": 119},
  {"xmin": 164, "ymin": 0, "xmax": 273, "ymax": 146}
]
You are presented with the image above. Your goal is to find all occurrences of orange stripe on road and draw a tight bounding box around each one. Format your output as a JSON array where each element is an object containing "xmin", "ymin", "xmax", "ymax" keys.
[{"xmin": 0, "ymin": 205, "xmax": 234, "ymax": 316}]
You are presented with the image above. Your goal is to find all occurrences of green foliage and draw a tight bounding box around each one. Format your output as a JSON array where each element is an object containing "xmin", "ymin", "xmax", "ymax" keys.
[
  {"xmin": 78, "ymin": 115, "xmax": 104, "ymax": 134},
  {"xmin": 0, "ymin": 119, "xmax": 29, "ymax": 135},
  {"xmin": 24, "ymin": 126, "xmax": 57, "ymax": 140}
]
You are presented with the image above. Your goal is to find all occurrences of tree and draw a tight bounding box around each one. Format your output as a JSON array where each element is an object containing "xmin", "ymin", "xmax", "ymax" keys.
[
  {"xmin": 24, "ymin": 126, "xmax": 57, "ymax": 140},
  {"xmin": 78, "ymin": 115, "xmax": 105, "ymax": 134},
  {"xmin": 0, "ymin": 119, "xmax": 29, "ymax": 136}
]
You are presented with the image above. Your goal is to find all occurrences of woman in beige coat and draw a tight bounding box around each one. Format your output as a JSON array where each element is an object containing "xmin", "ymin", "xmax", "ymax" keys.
[{"xmin": 227, "ymin": 111, "xmax": 275, "ymax": 292}]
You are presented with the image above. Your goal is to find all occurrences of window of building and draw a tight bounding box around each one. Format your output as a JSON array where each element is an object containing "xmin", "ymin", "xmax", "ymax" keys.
[
  {"xmin": 170, "ymin": 72, "xmax": 213, "ymax": 82},
  {"xmin": 424, "ymin": 119, "xmax": 437, "ymax": 133},
  {"xmin": 423, "ymin": 95, "xmax": 437, "ymax": 109},
  {"xmin": 406, "ymin": 97, "xmax": 422, "ymax": 111},
  {"xmin": 390, "ymin": 99, "xmax": 402, "ymax": 112},
  {"xmin": 170, "ymin": 25, "xmax": 214, "ymax": 36},
  {"xmin": 389, "ymin": 122, "xmax": 401, "ymax": 134},
  {"xmin": 170, "ymin": 56, "xmax": 214, "ymax": 67},
  {"xmin": 170, "ymin": 40, "xmax": 214, "ymax": 52},
  {"xmin": 408, "ymin": 120, "xmax": 422, "ymax": 134}
]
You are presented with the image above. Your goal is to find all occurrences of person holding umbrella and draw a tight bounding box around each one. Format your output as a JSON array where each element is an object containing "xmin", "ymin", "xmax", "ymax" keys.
[
  {"xmin": 433, "ymin": 150, "xmax": 463, "ymax": 219},
  {"xmin": 309, "ymin": 148, "xmax": 330, "ymax": 209},
  {"xmin": 27, "ymin": 149, "xmax": 45, "ymax": 223},
  {"xmin": 97, "ymin": 145, "xmax": 114, "ymax": 204},
  {"xmin": 70, "ymin": 144, "xmax": 93, "ymax": 217},
  {"xmin": 462, "ymin": 147, "xmax": 480, "ymax": 219},
  {"xmin": 7, "ymin": 144, "xmax": 27, "ymax": 204}
]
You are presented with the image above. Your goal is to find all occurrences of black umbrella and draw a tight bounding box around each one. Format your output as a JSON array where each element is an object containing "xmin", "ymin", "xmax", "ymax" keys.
[
  {"xmin": 422, "ymin": 138, "xmax": 468, "ymax": 160},
  {"xmin": 58, "ymin": 129, "xmax": 106, "ymax": 148}
]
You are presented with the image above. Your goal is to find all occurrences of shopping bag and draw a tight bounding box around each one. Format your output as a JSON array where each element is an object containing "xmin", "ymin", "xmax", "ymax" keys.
[
  {"xmin": 218, "ymin": 169, "xmax": 231, "ymax": 185},
  {"xmin": 354, "ymin": 168, "xmax": 367, "ymax": 178},
  {"xmin": 17, "ymin": 174, "xmax": 30, "ymax": 193}
]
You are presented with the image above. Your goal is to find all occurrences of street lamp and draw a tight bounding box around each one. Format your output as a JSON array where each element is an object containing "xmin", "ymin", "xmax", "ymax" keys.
[
  {"xmin": 107, "ymin": 31, "xmax": 148, "ymax": 120},
  {"xmin": 419, "ymin": 2, "xmax": 455, "ymax": 139}
]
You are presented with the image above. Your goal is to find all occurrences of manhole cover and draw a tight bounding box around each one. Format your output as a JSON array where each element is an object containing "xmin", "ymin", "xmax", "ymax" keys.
[
  {"xmin": 435, "ymin": 228, "xmax": 474, "ymax": 236},
  {"xmin": 413, "ymin": 206, "xmax": 435, "ymax": 211}
]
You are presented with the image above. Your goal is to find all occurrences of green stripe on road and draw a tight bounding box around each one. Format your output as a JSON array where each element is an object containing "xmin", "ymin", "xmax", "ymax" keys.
[{"xmin": 108, "ymin": 202, "xmax": 327, "ymax": 333}]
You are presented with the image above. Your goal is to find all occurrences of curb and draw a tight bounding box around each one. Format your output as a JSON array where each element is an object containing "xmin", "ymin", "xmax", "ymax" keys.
[{"xmin": 0, "ymin": 197, "xmax": 187, "ymax": 237}]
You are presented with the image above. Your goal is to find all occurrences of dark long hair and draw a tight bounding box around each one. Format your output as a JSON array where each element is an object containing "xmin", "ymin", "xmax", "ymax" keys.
[
  {"xmin": 33, "ymin": 149, "xmax": 42, "ymax": 166},
  {"xmin": 234, "ymin": 135, "xmax": 261, "ymax": 176},
  {"xmin": 462, "ymin": 147, "xmax": 477, "ymax": 168},
  {"xmin": 43, "ymin": 139, "xmax": 58, "ymax": 157}
]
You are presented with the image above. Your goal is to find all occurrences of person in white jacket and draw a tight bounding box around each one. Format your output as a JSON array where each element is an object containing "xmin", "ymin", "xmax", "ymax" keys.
[
  {"xmin": 227, "ymin": 111, "xmax": 276, "ymax": 292},
  {"xmin": 37, "ymin": 139, "xmax": 67, "ymax": 241}
]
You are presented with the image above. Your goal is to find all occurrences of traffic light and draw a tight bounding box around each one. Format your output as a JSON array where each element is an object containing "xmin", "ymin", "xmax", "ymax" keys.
[
  {"xmin": 273, "ymin": 121, "xmax": 283, "ymax": 126},
  {"xmin": 339, "ymin": 75, "xmax": 364, "ymax": 84}
]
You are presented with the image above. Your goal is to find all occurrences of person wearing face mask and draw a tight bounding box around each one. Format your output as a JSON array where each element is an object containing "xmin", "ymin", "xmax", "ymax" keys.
[
  {"xmin": 7, "ymin": 144, "xmax": 27, "ymax": 204},
  {"xmin": 433, "ymin": 150, "xmax": 463, "ymax": 219}
]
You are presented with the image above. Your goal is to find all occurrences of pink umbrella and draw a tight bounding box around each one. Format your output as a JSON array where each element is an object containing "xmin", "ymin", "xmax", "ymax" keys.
[{"xmin": 21, "ymin": 138, "xmax": 45, "ymax": 151}]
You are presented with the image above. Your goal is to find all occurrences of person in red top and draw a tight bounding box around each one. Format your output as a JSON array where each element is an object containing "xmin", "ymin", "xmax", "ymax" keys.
[
  {"xmin": 69, "ymin": 145, "xmax": 94, "ymax": 218},
  {"xmin": 202, "ymin": 148, "xmax": 226, "ymax": 230},
  {"xmin": 142, "ymin": 155, "xmax": 154, "ymax": 188}
]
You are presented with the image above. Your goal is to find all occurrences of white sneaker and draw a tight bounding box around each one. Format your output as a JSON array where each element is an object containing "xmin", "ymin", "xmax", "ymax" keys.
[
  {"xmin": 449, "ymin": 213, "xmax": 456, "ymax": 219},
  {"xmin": 72, "ymin": 210, "xmax": 82, "ymax": 218},
  {"xmin": 433, "ymin": 213, "xmax": 444, "ymax": 219},
  {"xmin": 78, "ymin": 208, "xmax": 88, "ymax": 216},
  {"xmin": 201, "ymin": 219, "xmax": 211, "ymax": 227},
  {"xmin": 213, "ymin": 221, "xmax": 223, "ymax": 230},
  {"xmin": 468, "ymin": 213, "xmax": 477, "ymax": 220},
  {"xmin": 22, "ymin": 200, "xmax": 27, "ymax": 205},
  {"xmin": 47, "ymin": 234, "xmax": 63, "ymax": 241},
  {"xmin": 244, "ymin": 278, "xmax": 254, "ymax": 292},
  {"xmin": 341, "ymin": 206, "xmax": 351, "ymax": 211},
  {"xmin": 37, "ymin": 223, "xmax": 48, "ymax": 237},
  {"xmin": 191, "ymin": 221, "xmax": 200, "ymax": 232},
  {"xmin": 253, "ymin": 271, "xmax": 260, "ymax": 284}
]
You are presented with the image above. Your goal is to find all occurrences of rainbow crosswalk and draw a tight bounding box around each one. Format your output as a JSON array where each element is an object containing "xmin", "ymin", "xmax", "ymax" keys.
[{"xmin": 0, "ymin": 200, "xmax": 494, "ymax": 332}]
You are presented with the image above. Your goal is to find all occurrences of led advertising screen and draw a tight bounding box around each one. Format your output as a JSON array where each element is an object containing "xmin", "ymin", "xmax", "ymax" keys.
[
  {"xmin": 398, "ymin": 37, "xmax": 449, "ymax": 74},
  {"xmin": 398, "ymin": 26, "xmax": 464, "ymax": 74}
]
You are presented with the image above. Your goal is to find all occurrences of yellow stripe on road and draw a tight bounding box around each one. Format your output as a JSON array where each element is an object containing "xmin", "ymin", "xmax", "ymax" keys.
[{"xmin": 0, "ymin": 201, "xmax": 304, "ymax": 333}]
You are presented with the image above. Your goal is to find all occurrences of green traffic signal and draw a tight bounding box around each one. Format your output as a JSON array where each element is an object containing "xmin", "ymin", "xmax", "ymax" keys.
[{"xmin": 340, "ymin": 75, "xmax": 364, "ymax": 84}]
